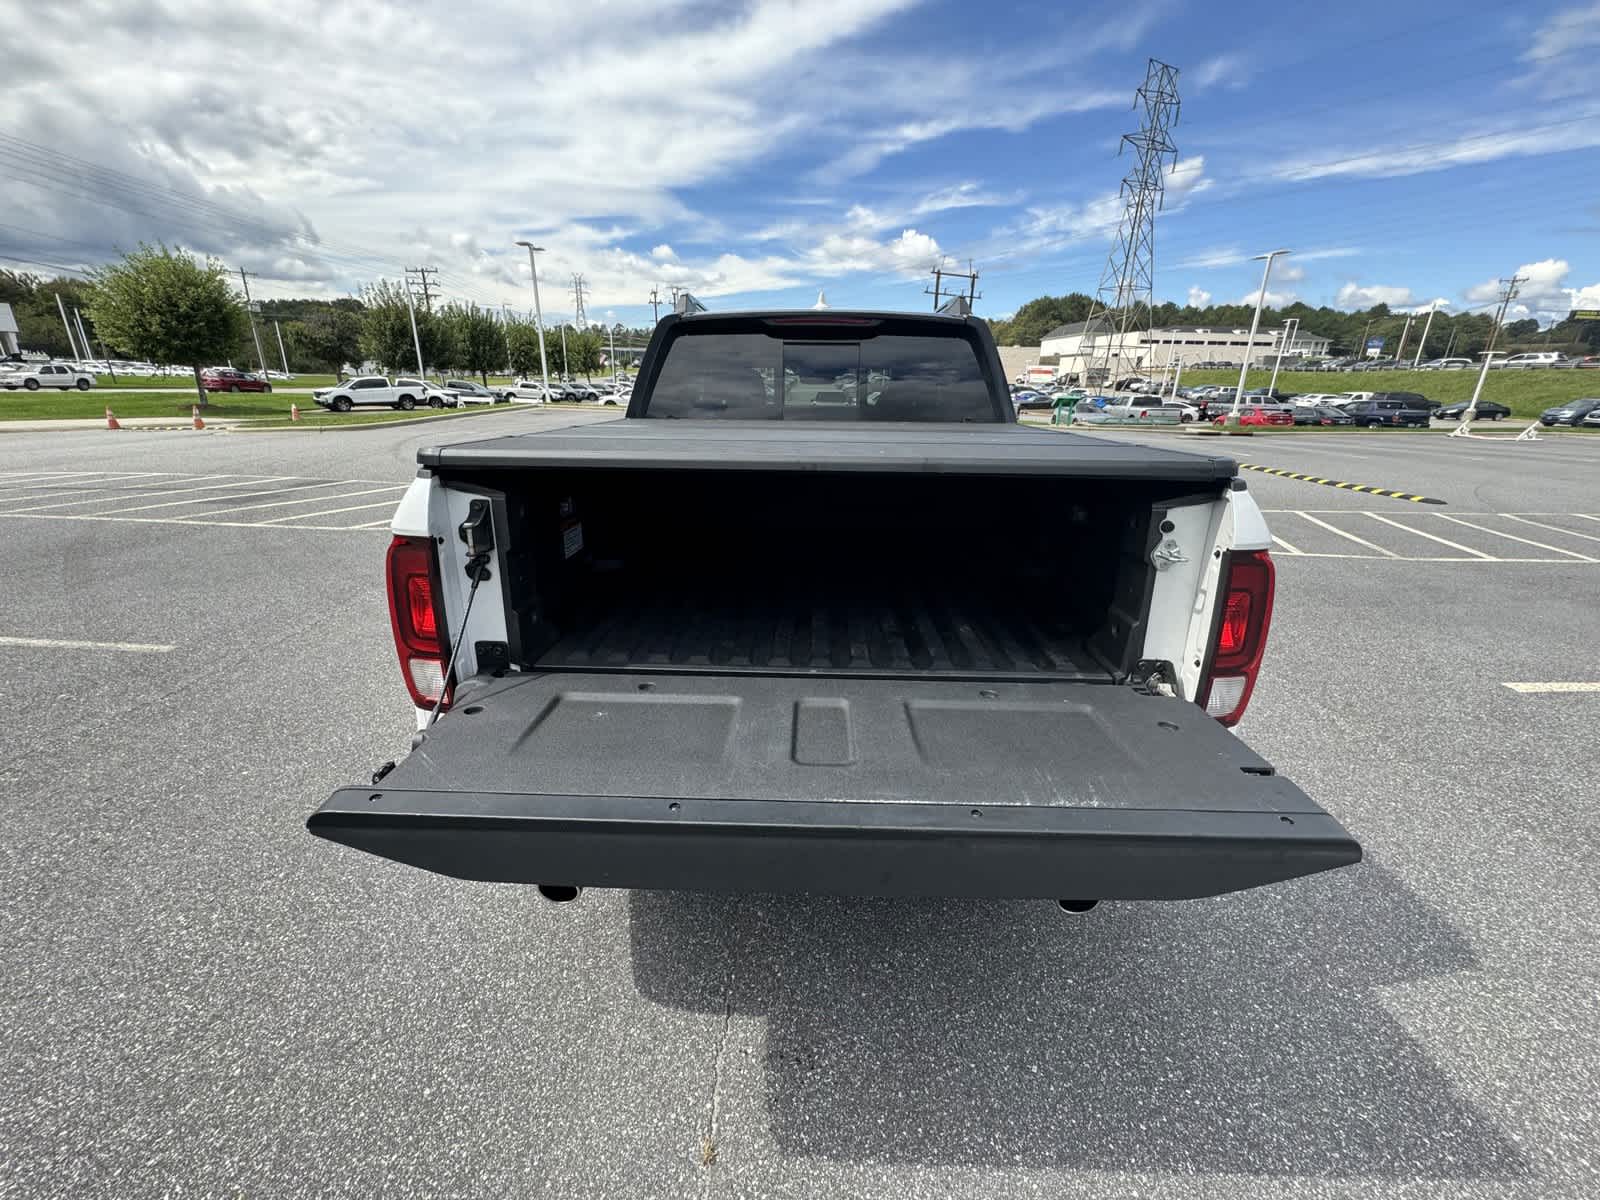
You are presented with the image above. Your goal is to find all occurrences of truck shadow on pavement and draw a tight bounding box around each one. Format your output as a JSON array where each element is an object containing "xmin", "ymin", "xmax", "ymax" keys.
[{"xmin": 628, "ymin": 861, "xmax": 1525, "ymax": 1179}]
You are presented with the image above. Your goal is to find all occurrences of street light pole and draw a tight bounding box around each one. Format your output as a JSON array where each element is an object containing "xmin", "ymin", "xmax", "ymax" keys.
[
  {"xmin": 1268, "ymin": 317, "xmax": 1297, "ymax": 396},
  {"xmin": 1412, "ymin": 300, "xmax": 1440, "ymax": 367},
  {"xmin": 1230, "ymin": 249, "xmax": 1290, "ymax": 423},
  {"xmin": 273, "ymin": 320, "xmax": 290, "ymax": 375},
  {"xmin": 514, "ymin": 241, "xmax": 551, "ymax": 401}
]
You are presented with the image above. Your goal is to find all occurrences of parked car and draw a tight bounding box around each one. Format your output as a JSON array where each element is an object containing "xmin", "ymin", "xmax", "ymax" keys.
[
  {"xmin": 1227, "ymin": 405, "xmax": 1293, "ymax": 427},
  {"xmin": 1345, "ymin": 395, "xmax": 1432, "ymax": 427},
  {"xmin": 1538, "ymin": 398, "xmax": 1600, "ymax": 426},
  {"xmin": 1418, "ymin": 358, "xmax": 1473, "ymax": 370},
  {"xmin": 1498, "ymin": 352, "xmax": 1566, "ymax": 369},
  {"xmin": 442, "ymin": 379, "xmax": 510, "ymax": 406},
  {"xmin": 1571, "ymin": 356, "xmax": 1600, "ymax": 369},
  {"xmin": 1583, "ymin": 407, "xmax": 1600, "ymax": 427},
  {"xmin": 1293, "ymin": 405, "xmax": 1355, "ymax": 426},
  {"xmin": 1290, "ymin": 392, "xmax": 1348, "ymax": 407},
  {"xmin": 0, "ymin": 362, "xmax": 96, "ymax": 391},
  {"xmin": 201, "ymin": 367, "xmax": 271, "ymax": 393},
  {"xmin": 311, "ymin": 376, "xmax": 429, "ymax": 412},
  {"xmin": 1012, "ymin": 390, "xmax": 1052, "ymax": 410},
  {"xmin": 1434, "ymin": 399, "xmax": 1511, "ymax": 421},
  {"xmin": 505, "ymin": 378, "xmax": 556, "ymax": 402}
]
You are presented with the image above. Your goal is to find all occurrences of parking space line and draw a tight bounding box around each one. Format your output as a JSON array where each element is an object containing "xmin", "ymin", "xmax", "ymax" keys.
[
  {"xmin": 1502, "ymin": 682, "xmax": 1600, "ymax": 694},
  {"xmin": 1270, "ymin": 534, "xmax": 1304, "ymax": 555},
  {"xmin": 185, "ymin": 484, "xmax": 406, "ymax": 518},
  {"xmin": 0, "ymin": 472, "xmax": 188, "ymax": 495},
  {"xmin": 0, "ymin": 512, "xmax": 385, "ymax": 533},
  {"xmin": 1434, "ymin": 515, "xmax": 1598, "ymax": 561},
  {"xmin": 1363, "ymin": 513, "xmax": 1495, "ymax": 559},
  {"xmin": 1291, "ymin": 512, "xmax": 1400, "ymax": 557},
  {"xmin": 8, "ymin": 476, "xmax": 298, "ymax": 513},
  {"xmin": 0, "ymin": 474, "xmax": 240, "ymax": 507},
  {"xmin": 1500, "ymin": 515, "xmax": 1600, "ymax": 544},
  {"xmin": 0, "ymin": 635, "xmax": 175, "ymax": 653},
  {"xmin": 99, "ymin": 480, "xmax": 369, "ymax": 515},
  {"xmin": 255, "ymin": 500, "xmax": 400, "ymax": 524}
]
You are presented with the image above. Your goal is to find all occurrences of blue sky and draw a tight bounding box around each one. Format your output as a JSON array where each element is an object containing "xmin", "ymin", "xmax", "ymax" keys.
[{"xmin": 2, "ymin": 0, "xmax": 1597, "ymax": 328}]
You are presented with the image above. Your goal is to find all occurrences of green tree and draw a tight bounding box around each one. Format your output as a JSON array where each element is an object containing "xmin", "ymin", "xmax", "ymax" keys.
[
  {"xmin": 568, "ymin": 328, "xmax": 603, "ymax": 379},
  {"xmin": 506, "ymin": 319, "xmax": 548, "ymax": 377},
  {"xmin": 359, "ymin": 279, "xmax": 446, "ymax": 376},
  {"xmin": 286, "ymin": 308, "xmax": 363, "ymax": 374},
  {"xmin": 86, "ymin": 244, "xmax": 246, "ymax": 407}
]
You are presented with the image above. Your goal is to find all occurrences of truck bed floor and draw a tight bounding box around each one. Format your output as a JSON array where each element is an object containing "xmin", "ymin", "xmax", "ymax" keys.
[{"xmin": 536, "ymin": 585, "xmax": 1112, "ymax": 680}]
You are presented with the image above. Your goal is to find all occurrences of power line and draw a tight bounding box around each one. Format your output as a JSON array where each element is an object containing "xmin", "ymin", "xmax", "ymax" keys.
[{"xmin": 405, "ymin": 266, "xmax": 438, "ymax": 311}]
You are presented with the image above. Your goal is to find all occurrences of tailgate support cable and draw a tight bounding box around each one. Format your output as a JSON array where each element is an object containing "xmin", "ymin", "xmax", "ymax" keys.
[{"xmin": 428, "ymin": 500, "xmax": 495, "ymax": 728}]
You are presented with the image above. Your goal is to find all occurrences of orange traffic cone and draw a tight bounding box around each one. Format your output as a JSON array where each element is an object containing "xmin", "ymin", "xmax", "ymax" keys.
[
  {"xmin": 192, "ymin": 404, "xmax": 205, "ymax": 431},
  {"xmin": 105, "ymin": 408, "xmax": 120, "ymax": 430},
  {"xmin": 290, "ymin": 402, "xmax": 300, "ymax": 421}
]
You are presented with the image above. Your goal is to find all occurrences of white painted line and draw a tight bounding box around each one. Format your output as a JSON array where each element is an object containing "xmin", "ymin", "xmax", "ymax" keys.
[
  {"xmin": 184, "ymin": 483, "xmax": 406, "ymax": 518},
  {"xmin": 0, "ymin": 472, "xmax": 182, "ymax": 495},
  {"xmin": 1501, "ymin": 682, "xmax": 1600, "ymax": 694},
  {"xmin": 1291, "ymin": 511, "xmax": 1400, "ymax": 557},
  {"xmin": 0, "ymin": 512, "xmax": 385, "ymax": 532},
  {"xmin": 256, "ymin": 499, "xmax": 400, "ymax": 524},
  {"xmin": 0, "ymin": 635, "xmax": 175, "ymax": 654},
  {"xmin": 8, "ymin": 476, "xmax": 297, "ymax": 513},
  {"xmin": 1270, "ymin": 534, "xmax": 1304, "ymax": 555},
  {"xmin": 99, "ymin": 479, "xmax": 370, "ymax": 515},
  {"xmin": 1576, "ymin": 514, "xmax": 1600, "ymax": 525},
  {"xmin": 1363, "ymin": 512, "xmax": 1495, "ymax": 559},
  {"xmin": 1435, "ymin": 515, "xmax": 1598, "ymax": 562},
  {"xmin": 1501, "ymin": 515, "xmax": 1600, "ymax": 544},
  {"xmin": 0, "ymin": 474, "xmax": 239, "ymax": 507}
]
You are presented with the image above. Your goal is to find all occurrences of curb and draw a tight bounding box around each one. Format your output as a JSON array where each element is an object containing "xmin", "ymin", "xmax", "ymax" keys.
[{"xmin": 227, "ymin": 403, "xmax": 601, "ymax": 433}]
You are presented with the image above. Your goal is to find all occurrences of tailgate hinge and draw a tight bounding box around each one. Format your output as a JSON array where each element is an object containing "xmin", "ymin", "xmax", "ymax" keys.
[{"xmin": 1131, "ymin": 659, "xmax": 1180, "ymax": 699}]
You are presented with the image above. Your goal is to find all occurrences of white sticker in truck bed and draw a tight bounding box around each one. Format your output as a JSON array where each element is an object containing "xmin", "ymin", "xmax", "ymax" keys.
[{"xmin": 562, "ymin": 520, "xmax": 584, "ymax": 559}]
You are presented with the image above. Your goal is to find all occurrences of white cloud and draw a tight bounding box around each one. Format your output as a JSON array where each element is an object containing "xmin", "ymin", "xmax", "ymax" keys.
[
  {"xmin": 1464, "ymin": 258, "xmax": 1599, "ymax": 323},
  {"xmin": 1266, "ymin": 115, "xmax": 1600, "ymax": 183},
  {"xmin": 1275, "ymin": 263, "xmax": 1306, "ymax": 283},
  {"xmin": 1191, "ymin": 53, "xmax": 1251, "ymax": 90},
  {"xmin": 999, "ymin": 156, "xmax": 1213, "ymax": 259},
  {"xmin": 1336, "ymin": 283, "xmax": 1415, "ymax": 308},
  {"xmin": 649, "ymin": 245, "xmax": 677, "ymax": 261},
  {"xmin": 1239, "ymin": 288, "xmax": 1297, "ymax": 308},
  {"xmin": 1187, "ymin": 286, "xmax": 1212, "ymax": 307},
  {"xmin": 805, "ymin": 228, "xmax": 944, "ymax": 278}
]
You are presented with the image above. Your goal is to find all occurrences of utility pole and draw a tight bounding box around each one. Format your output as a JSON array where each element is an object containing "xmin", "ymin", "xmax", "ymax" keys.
[
  {"xmin": 1394, "ymin": 308, "xmax": 1416, "ymax": 366},
  {"xmin": 402, "ymin": 277, "xmax": 428, "ymax": 383},
  {"xmin": 72, "ymin": 307, "xmax": 93, "ymax": 364},
  {"xmin": 608, "ymin": 322, "xmax": 617, "ymax": 386},
  {"xmin": 1412, "ymin": 299, "xmax": 1441, "ymax": 367},
  {"xmin": 55, "ymin": 293, "xmax": 80, "ymax": 363},
  {"xmin": 559, "ymin": 323, "xmax": 568, "ymax": 378},
  {"xmin": 571, "ymin": 274, "xmax": 589, "ymax": 330},
  {"xmin": 514, "ymin": 242, "xmax": 551, "ymax": 400},
  {"xmin": 926, "ymin": 260, "xmax": 980, "ymax": 314},
  {"xmin": 1359, "ymin": 318, "xmax": 1373, "ymax": 360},
  {"xmin": 1443, "ymin": 327, "xmax": 1458, "ymax": 359},
  {"xmin": 1464, "ymin": 275, "xmax": 1524, "ymax": 422},
  {"xmin": 273, "ymin": 320, "xmax": 290, "ymax": 375},
  {"xmin": 500, "ymin": 303, "xmax": 514, "ymax": 373},
  {"xmin": 237, "ymin": 268, "xmax": 268, "ymax": 377},
  {"xmin": 649, "ymin": 286, "xmax": 662, "ymax": 324},
  {"xmin": 75, "ymin": 307, "xmax": 117, "ymax": 380},
  {"xmin": 1230, "ymin": 249, "xmax": 1291, "ymax": 422},
  {"xmin": 405, "ymin": 266, "xmax": 438, "ymax": 311}
]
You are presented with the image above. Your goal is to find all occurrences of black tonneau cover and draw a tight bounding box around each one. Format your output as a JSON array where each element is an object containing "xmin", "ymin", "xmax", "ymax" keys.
[
  {"xmin": 310, "ymin": 673, "xmax": 1360, "ymax": 900},
  {"xmin": 418, "ymin": 419, "xmax": 1240, "ymax": 483}
]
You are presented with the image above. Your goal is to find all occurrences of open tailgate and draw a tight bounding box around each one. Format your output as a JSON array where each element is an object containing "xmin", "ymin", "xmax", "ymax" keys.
[{"xmin": 309, "ymin": 673, "xmax": 1360, "ymax": 900}]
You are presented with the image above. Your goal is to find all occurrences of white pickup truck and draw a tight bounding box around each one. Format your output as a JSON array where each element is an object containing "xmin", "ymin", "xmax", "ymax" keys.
[
  {"xmin": 311, "ymin": 375, "xmax": 431, "ymax": 412},
  {"xmin": 1, "ymin": 362, "xmax": 96, "ymax": 391},
  {"xmin": 309, "ymin": 310, "xmax": 1360, "ymax": 908}
]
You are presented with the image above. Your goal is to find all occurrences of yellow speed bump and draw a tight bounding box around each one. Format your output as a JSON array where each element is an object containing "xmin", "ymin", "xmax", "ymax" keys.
[{"xmin": 1238, "ymin": 463, "xmax": 1446, "ymax": 505}]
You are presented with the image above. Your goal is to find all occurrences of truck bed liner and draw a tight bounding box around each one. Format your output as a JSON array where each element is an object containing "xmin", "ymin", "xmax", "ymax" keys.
[{"xmin": 537, "ymin": 587, "xmax": 1110, "ymax": 680}]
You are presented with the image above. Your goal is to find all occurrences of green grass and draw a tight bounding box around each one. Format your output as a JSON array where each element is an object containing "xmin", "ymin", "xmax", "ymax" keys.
[
  {"xmin": 1178, "ymin": 368, "xmax": 1599, "ymax": 419},
  {"xmin": 0, "ymin": 391, "xmax": 294, "ymax": 421}
]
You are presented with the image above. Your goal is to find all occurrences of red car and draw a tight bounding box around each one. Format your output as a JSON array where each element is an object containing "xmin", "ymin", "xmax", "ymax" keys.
[
  {"xmin": 201, "ymin": 367, "xmax": 272, "ymax": 393},
  {"xmin": 1215, "ymin": 405, "xmax": 1293, "ymax": 427}
]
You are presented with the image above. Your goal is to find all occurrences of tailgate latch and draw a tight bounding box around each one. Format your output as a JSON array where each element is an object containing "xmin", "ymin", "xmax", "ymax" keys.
[{"xmin": 1151, "ymin": 537, "xmax": 1188, "ymax": 571}]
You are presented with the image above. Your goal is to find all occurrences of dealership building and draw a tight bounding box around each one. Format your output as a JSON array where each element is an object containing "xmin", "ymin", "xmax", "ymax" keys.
[{"xmin": 1038, "ymin": 318, "xmax": 1332, "ymax": 379}]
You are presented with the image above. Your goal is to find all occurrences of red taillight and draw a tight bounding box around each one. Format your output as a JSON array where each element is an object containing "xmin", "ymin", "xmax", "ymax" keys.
[
  {"xmin": 1199, "ymin": 550, "xmax": 1275, "ymax": 726},
  {"xmin": 386, "ymin": 535, "xmax": 451, "ymax": 710}
]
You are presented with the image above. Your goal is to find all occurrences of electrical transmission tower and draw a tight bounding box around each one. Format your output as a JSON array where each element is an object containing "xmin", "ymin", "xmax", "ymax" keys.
[
  {"xmin": 1083, "ymin": 58, "xmax": 1180, "ymax": 390},
  {"xmin": 405, "ymin": 266, "xmax": 438, "ymax": 311},
  {"xmin": 571, "ymin": 274, "xmax": 589, "ymax": 330}
]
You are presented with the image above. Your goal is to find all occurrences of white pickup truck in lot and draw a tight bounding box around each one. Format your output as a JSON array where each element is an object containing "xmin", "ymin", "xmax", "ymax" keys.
[
  {"xmin": 310, "ymin": 310, "xmax": 1360, "ymax": 908},
  {"xmin": 1, "ymin": 362, "xmax": 97, "ymax": 391}
]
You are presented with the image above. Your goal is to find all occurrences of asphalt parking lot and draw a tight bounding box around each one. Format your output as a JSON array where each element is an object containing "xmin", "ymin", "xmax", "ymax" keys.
[{"xmin": 2, "ymin": 415, "xmax": 1598, "ymax": 1199}]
